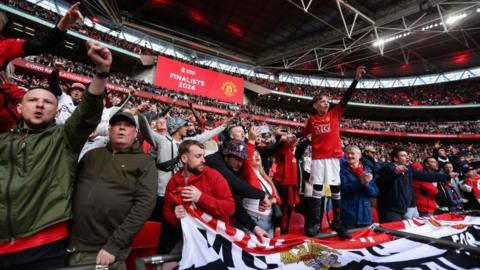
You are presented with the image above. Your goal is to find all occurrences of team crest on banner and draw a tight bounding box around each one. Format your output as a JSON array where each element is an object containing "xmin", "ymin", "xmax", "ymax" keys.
[{"xmin": 221, "ymin": 81, "xmax": 237, "ymax": 97}]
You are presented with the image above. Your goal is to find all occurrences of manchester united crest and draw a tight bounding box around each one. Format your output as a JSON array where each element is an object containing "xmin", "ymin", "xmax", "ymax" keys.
[{"xmin": 221, "ymin": 81, "xmax": 237, "ymax": 97}]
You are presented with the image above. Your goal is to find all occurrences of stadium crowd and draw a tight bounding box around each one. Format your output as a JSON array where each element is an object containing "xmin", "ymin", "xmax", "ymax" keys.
[
  {"xmin": 13, "ymin": 58, "xmax": 480, "ymax": 135},
  {"xmin": 1, "ymin": 3, "xmax": 480, "ymax": 270},
  {"xmin": 3, "ymin": 0, "xmax": 480, "ymax": 107}
]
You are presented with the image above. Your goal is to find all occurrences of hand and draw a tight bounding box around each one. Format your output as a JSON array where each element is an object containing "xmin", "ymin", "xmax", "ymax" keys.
[
  {"xmin": 181, "ymin": 185, "xmax": 202, "ymax": 203},
  {"xmin": 434, "ymin": 140, "xmax": 441, "ymax": 149},
  {"xmin": 0, "ymin": 71, "xmax": 10, "ymax": 84},
  {"xmin": 449, "ymin": 172, "xmax": 459, "ymax": 179},
  {"xmin": 259, "ymin": 196, "xmax": 273, "ymax": 212},
  {"xmin": 248, "ymin": 126, "xmax": 260, "ymax": 142},
  {"xmin": 96, "ymin": 249, "xmax": 115, "ymax": 266},
  {"xmin": 57, "ymin": 2, "xmax": 83, "ymax": 31},
  {"xmin": 355, "ymin": 65, "xmax": 366, "ymax": 80},
  {"xmin": 137, "ymin": 103, "xmax": 150, "ymax": 113},
  {"xmin": 223, "ymin": 112, "xmax": 238, "ymax": 126},
  {"xmin": 174, "ymin": 205, "xmax": 186, "ymax": 219},
  {"xmin": 86, "ymin": 41, "xmax": 112, "ymax": 73},
  {"xmin": 88, "ymin": 130, "xmax": 98, "ymax": 140},
  {"xmin": 462, "ymin": 198, "xmax": 469, "ymax": 204},
  {"xmin": 360, "ymin": 172, "xmax": 373, "ymax": 185},
  {"xmin": 53, "ymin": 60, "xmax": 65, "ymax": 70},
  {"xmin": 253, "ymin": 226, "xmax": 270, "ymax": 242},
  {"xmin": 394, "ymin": 165, "xmax": 408, "ymax": 175}
]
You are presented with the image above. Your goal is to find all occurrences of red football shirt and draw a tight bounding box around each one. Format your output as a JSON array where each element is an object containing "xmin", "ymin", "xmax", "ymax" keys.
[{"xmin": 302, "ymin": 105, "xmax": 344, "ymax": 160}]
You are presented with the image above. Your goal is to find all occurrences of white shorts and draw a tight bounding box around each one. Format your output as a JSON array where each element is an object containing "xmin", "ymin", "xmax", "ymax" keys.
[{"xmin": 310, "ymin": 158, "xmax": 341, "ymax": 186}]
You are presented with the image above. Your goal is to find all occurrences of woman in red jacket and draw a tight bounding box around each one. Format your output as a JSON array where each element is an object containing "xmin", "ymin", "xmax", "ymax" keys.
[{"xmin": 241, "ymin": 139, "xmax": 282, "ymax": 236}]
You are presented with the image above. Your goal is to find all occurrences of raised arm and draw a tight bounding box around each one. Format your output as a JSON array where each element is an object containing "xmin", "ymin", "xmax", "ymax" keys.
[
  {"xmin": 63, "ymin": 42, "xmax": 111, "ymax": 153},
  {"xmin": 338, "ymin": 66, "xmax": 365, "ymax": 107},
  {"xmin": 138, "ymin": 113, "xmax": 164, "ymax": 149},
  {"xmin": 23, "ymin": 2, "xmax": 82, "ymax": 56}
]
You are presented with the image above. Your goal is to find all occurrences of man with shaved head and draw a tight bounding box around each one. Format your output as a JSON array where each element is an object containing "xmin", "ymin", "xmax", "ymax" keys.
[{"xmin": 0, "ymin": 41, "xmax": 112, "ymax": 270}]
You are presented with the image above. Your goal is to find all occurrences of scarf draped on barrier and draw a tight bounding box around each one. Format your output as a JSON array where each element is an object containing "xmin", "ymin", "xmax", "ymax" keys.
[{"xmin": 176, "ymin": 205, "xmax": 480, "ymax": 269}]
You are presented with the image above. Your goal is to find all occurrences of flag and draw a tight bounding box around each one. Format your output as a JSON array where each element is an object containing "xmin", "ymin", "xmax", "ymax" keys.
[{"xmin": 178, "ymin": 207, "xmax": 480, "ymax": 269}]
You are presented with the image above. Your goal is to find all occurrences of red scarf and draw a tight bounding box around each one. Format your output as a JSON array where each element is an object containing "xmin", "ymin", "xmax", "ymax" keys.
[{"xmin": 349, "ymin": 162, "xmax": 364, "ymax": 178}]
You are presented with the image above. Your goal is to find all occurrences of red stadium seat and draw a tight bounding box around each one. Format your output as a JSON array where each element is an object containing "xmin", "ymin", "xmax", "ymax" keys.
[
  {"xmin": 126, "ymin": 221, "xmax": 162, "ymax": 270},
  {"xmin": 288, "ymin": 211, "xmax": 305, "ymax": 235},
  {"xmin": 371, "ymin": 207, "xmax": 379, "ymax": 223}
]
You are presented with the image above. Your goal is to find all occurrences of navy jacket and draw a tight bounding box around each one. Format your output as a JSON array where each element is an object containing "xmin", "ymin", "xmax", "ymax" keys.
[
  {"xmin": 340, "ymin": 162, "xmax": 379, "ymax": 226},
  {"xmin": 377, "ymin": 163, "xmax": 450, "ymax": 214}
]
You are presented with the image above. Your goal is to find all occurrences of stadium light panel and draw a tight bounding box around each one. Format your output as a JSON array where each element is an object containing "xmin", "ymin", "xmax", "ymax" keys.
[{"xmin": 445, "ymin": 13, "xmax": 467, "ymax": 25}]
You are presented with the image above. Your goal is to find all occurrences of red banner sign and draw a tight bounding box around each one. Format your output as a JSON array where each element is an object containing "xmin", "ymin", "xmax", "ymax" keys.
[{"xmin": 154, "ymin": 56, "xmax": 244, "ymax": 104}]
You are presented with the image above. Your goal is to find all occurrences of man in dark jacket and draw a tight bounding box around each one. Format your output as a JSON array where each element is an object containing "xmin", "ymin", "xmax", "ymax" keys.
[
  {"xmin": 68, "ymin": 112, "xmax": 157, "ymax": 269},
  {"xmin": 205, "ymin": 140, "xmax": 274, "ymax": 241},
  {"xmin": 0, "ymin": 2, "xmax": 83, "ymax": 132},
  {"xmin": 0, "ymin": 41, "xmax": 111, "ymax": 270},
  {"xmin": 377, "ymin": 146, "xmax": 456, "ymax": 223}
]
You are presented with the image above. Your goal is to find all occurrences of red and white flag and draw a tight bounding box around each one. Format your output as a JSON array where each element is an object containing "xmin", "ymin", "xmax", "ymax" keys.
[{"xmin": 178, "ymin": 207, "xmax": 480, "ymax": 269}]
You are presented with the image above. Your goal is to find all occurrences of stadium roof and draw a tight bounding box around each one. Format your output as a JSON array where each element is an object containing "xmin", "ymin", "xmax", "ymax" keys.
[{"xmin": 67, "ymin": 0, "xmax": 480, "ymax": 78}]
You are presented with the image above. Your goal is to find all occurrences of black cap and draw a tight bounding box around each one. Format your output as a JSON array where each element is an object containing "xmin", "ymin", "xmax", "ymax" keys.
[{"xmin": 109, "ymin": 112, "xmax": 136, "ymax": 127}]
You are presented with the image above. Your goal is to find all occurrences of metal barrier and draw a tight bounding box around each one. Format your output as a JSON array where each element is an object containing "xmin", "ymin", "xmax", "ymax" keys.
[
  {"xmin": 51, "ymin": 265, "xmax": 109, "ymax": 270},
  {"xmin": 135, "ymin": 253, "xmax": 182, "ymax": 270}
]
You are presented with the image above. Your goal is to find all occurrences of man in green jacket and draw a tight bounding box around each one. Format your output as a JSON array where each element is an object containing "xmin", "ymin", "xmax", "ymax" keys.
[
  {"xmin": 0, "ymin": 41, "xmax": 112, "ymax": 270},
  {"xmin": 68, "ymin": 111, "xmax": 158, "ymax": 269}
]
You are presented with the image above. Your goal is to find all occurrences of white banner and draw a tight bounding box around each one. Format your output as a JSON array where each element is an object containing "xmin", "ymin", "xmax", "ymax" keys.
[{"xmin": 178, "ymin": 208, "xmax": 480, "ymax": 269}]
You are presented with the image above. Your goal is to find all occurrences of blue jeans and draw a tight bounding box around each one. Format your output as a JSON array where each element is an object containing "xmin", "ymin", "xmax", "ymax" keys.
[
  {"xmin": 240, "ymin": 213, "xmax": 274, "ymax": 236},
  {"xmin": 404, "ymin": 207, "xmax": 419, "ymax": 219}
]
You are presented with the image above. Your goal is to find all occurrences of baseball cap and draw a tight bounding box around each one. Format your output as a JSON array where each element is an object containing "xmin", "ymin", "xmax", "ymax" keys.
[
  {"xmin": 109, "ymin": 111, "xmax": 136, "ymax": 127},
  {"xmin": 68, "ymin": 82, "xmax": 86, "ymax": 93}
]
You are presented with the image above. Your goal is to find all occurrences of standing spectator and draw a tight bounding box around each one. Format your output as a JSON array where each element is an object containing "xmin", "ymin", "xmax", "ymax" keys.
[
  {"xmin": 205, "ymin": 140, "xmax": 274, "ymax": 241},
  {"xmin": 163, "ymin": 140, "xmax": 235, "ymax": 251},
  {"xmin": 0, "ymin": 41, "xmax": 111, "ymax": 270},
  {"xmin": 0, "ymin": 2, "xmax": 83, "ymax": 132},
  {"xmin": 301, "ymin": 66, "xmax": 366, "ymax": 238},
  {"xmin": 68, "ymin": 112, "xmax": 157, "ymax": 269},
  {"xmin": 240, "ymin": 139, "xmax": 282, "ymax": 236},
  {"xmin": 340, "ymin": 146, "xmax": 378, "ymax": 229},
  {"xmin": 377, "ymin": 147, "xmax": 455, "ymax": 222},
  {"xmin": 412, "ymin": 159, "xmax": 439, "ymax": 217},
  {"xmin": 138, "ymin": 114, "xmax": 229, "ymax": 253},
  {"xmin": 463, "ymin": 166, "xmax": 480, "ymax": 209},
  {"xmin": 56, "ymin": 82, "xmax": 86, "ymax": 124},
  {"xmin": 272, "ymin": 133, "xmax": 299, "ymax": 233}
]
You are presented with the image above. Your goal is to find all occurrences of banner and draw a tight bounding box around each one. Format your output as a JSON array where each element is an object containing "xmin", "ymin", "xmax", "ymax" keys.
[
  {"xmin": 154, "ymin": 56, "xmax": 244, "ymax": 104},
  {"xmin": 179, "ymin": 207, "xmax": 480, "ymax": 269}
]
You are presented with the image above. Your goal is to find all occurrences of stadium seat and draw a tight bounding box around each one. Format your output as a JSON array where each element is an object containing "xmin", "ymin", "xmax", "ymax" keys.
[
  {"xmin": 126, "ymin": 221, "xmax": 162, "ymax": 270},
  {"xmin": 372, "ymin": 207, "xmax": 379, "ymax": 223},
  {"xmin": 288, "ymin": 211, "xmax": 305, "ymax": 235}
]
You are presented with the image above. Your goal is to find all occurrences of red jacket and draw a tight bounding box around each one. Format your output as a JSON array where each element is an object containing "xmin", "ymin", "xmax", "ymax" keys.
[
  {"xmin": 0, "ymin": 82, "xmax": 25, "ymax": 132},
  {"xmin": 163, "ymin": 166, "xmax": 235, "ymax": 227},
  {"xmin": 412, "ymin": 164, "xmax": 439, "ymax": 215}
]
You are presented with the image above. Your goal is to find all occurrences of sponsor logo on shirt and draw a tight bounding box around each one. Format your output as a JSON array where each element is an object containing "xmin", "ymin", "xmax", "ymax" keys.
[{"xmin": 314, "ymin": 123, "xmax": 331, "ymax": 134}]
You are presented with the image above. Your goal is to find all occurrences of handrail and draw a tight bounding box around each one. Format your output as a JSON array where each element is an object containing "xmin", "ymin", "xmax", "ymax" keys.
[
  {"xmin": 135, "ymin": 253, "xmax": 182, "ymax": 270},
  {"xmin": 51, "ymin": 264, "xmax": 108, "ymax": 270}
]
